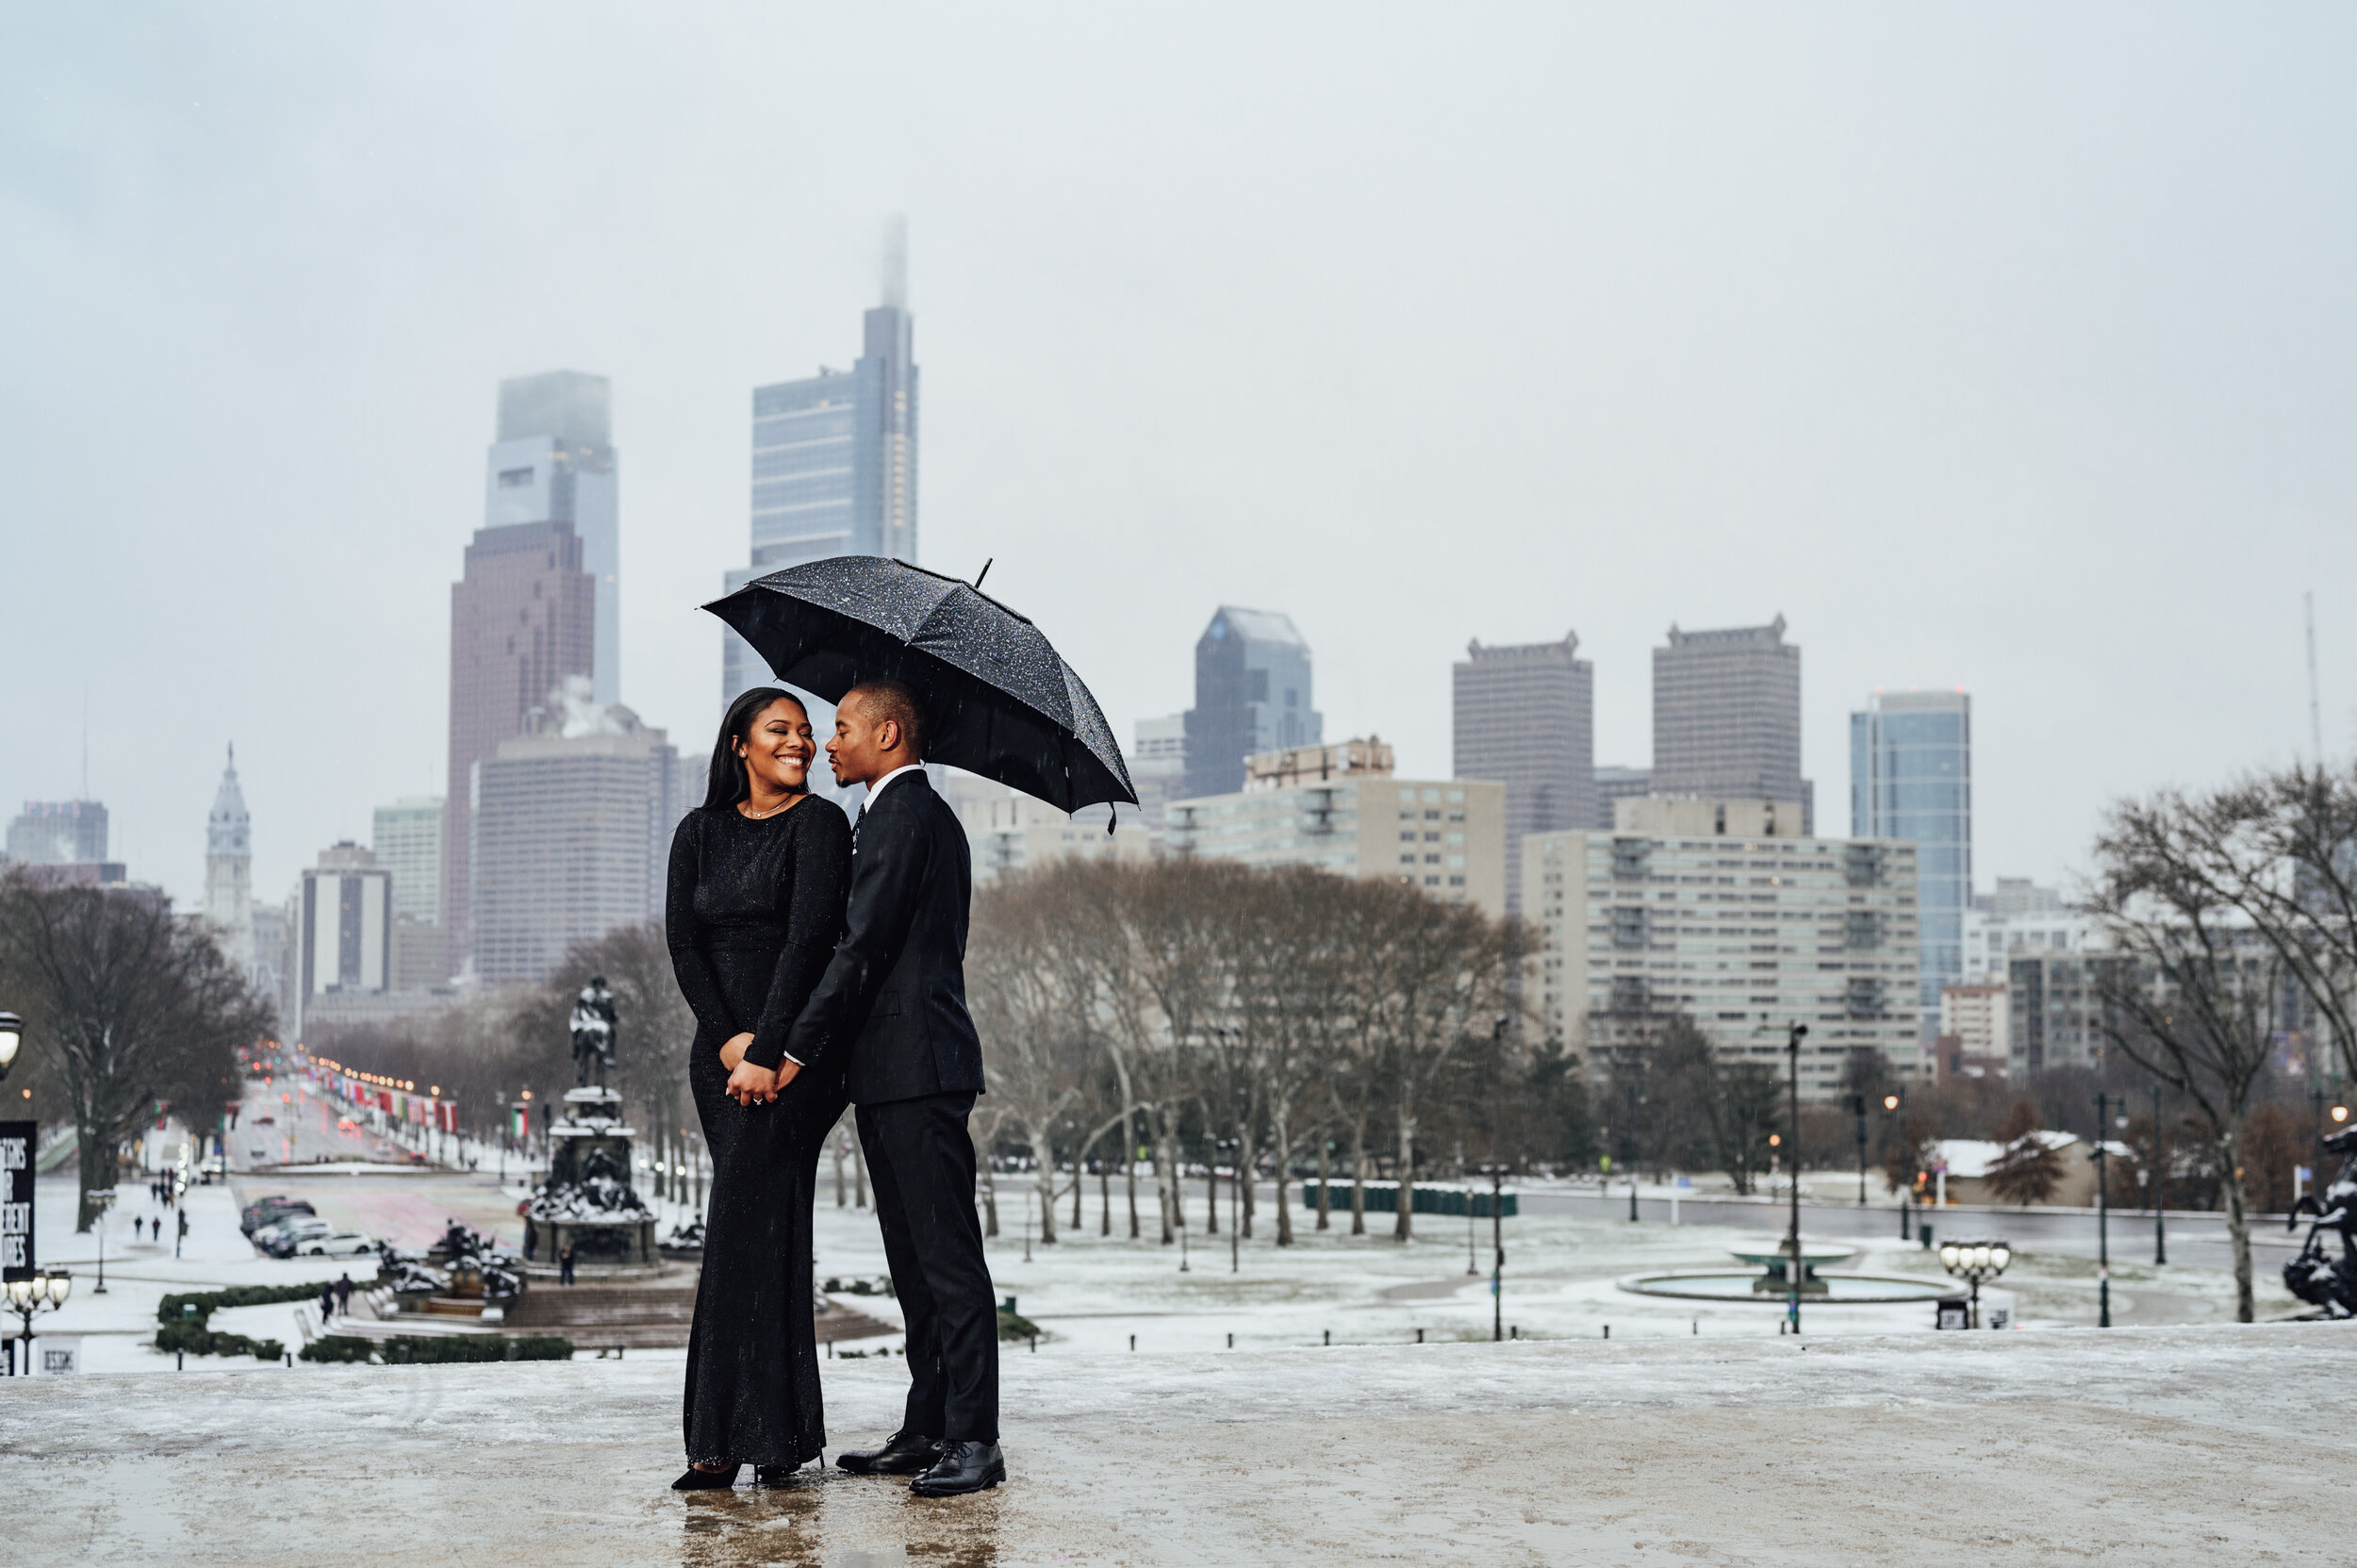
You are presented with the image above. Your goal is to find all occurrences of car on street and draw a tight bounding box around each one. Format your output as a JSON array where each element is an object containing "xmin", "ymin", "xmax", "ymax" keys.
[
  {"xmin": 240, "ymin": 1197, "xmax": 314, "ymax": 1236},
  {"xmin": 255, "ymin": 1215, "xmax": 333, "ymax": 1254},
  {"xmin": 254, "ymin": 1115, "xmax": 275, "ymax": 1127},
  {"xmin": 248, "ymin": 1147, "xmax": 268, "ymax": 1162},
  {"xmin": 288, "ymin": 1231, "xmax": 376, "ymax": 1258}
]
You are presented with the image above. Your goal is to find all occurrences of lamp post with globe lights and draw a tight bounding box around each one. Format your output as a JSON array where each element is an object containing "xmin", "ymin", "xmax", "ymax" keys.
[
  {"xmin": 7, "ymin": 1269, "xmax": 72, "ymax": 1376},
  {"xmin": 1937, "ymin": 1239, "xmax": 2011, "ymax": 1329},
  {"xmin": 1883, "ymin": 1090, "xmax": 1909, "ymax": 1240}
]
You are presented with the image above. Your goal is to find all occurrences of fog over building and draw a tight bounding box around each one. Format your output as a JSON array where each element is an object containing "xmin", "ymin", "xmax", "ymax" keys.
[
  {"xmin": 495, "ymin": 371, "xmax": 619, "ymax": 706},
  {"xmin": 1651, "ymin": 617, "xmax": 1811, "ymax": 830},
  {"xmin": 442, "ymin": 383, "xmax": 600, "ymax": 977},
  {"xmin": 1454, "ymin": 632, "xmax": 1593, "ymax": 913},
  {"xmin": 723, "ymin": 230, "xmax": 920, "ymax": 708},
  {"xmin": 7, "ymin": 799, "xmax": 108, "ymax": 865},
  {"xmin": 1181, "ymin": 607, "xmax": 1321, "ymax": 800}
]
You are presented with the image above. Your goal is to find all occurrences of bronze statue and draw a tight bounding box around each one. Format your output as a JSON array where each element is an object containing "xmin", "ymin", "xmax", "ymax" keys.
[
  {"xmin": 570, "ymin": 976, "xmax": 617, "ymax": 1089},
  {"xmin": 2286, "ymin": 1125, "xmax": 2357, "ymax": 1318}
]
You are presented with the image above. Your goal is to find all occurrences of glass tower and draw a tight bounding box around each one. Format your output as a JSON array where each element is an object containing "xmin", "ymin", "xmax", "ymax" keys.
[
  {"xmin": 723, "ymin": 293, "xmax": 920, "ymax": 707},
  {"xmin": 1851, "ymin": 689, "xmax": 1970, "ymax": 1027},
  {"xmin": 1181, "ymin": 607, "xmax": 1322, "ymax": 799}
]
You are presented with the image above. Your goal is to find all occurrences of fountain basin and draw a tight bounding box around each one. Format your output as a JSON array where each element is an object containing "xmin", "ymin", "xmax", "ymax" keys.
[{"xmin": 1619, "ymin": 1270, "xmax": 1954, "ymax": 1304}]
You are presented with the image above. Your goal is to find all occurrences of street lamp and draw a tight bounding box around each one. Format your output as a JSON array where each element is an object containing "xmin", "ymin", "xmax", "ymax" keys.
[
  {"xmin": 7, "ymin": 1268, "xmax": 72, "ymax": 1376},
  {"xmin": 1215, "ymin": 1138, "xmax": 1240, "ymax": 1274},
  {"xmin": 87, "ymin": 1188, "xmax": 115, "ymax": 1295},
  {"xmin": 1783, "ymin": 1022, "xmax": 1807, "ymax": 1336},
  {"xmin": 1474, "ymin": 1163, "xmax": 1511, "ymax": 1342},
  {"xmin": 1883, "ymin": 1090, "xmax": 1909, "ymax": 1240},
  {"xmin": 1936, "ymin": 1239, "xmax": 2012, "ymax": 1329},
  {"xmin": 2093, "ymin": 1092, "xmax": 2117, "ymax": 1328},
  {"xmin": 1846, "ymin": 1094, "xmax": 1869, "ymax": 1205},
  {"xmin": 0, "ymin": 1011, "xmax": 22, "ymax": 1082},
  {"xmin": 2150, "ymin": 1081, "xmax": 2168, "ymax": 1267}
]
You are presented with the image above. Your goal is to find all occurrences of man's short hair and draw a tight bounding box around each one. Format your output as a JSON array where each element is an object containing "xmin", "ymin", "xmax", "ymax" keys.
[{"xmin": 849, "ymin": 679, "xmax": 924, "ymax": 758}]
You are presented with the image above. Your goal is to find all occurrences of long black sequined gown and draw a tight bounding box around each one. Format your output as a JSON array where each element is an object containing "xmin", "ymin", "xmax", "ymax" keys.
[{"xmin": 668, "ymin": 797, "xmax": 853, "ymax": 1469}]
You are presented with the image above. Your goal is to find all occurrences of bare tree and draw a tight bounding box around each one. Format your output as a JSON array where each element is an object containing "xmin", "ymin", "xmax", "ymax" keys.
[
  {"xmin": 0, "ymin": 876, "xmax": 270, "ymax": 1229},
  {"xmin": 2088, "ymin": 795, "xmax": 2285, "ymax": 1321}
]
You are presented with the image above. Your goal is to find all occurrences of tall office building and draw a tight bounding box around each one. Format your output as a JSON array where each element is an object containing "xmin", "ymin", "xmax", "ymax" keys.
[
  {"xmin": 372, "ymin": 797, "xmax": 445, "ymax": 992},
  {"xmin": 1852, "ymin": 689, "xmax": 1971, "ymax": 1025},
  {"xmin": 494, "ymin": 372, "xmax": 619, "ymax": 705},
  {"xmin": 1129, "ymin": 715, "xmax": 1188, "ymax": 842},
  {"xmin": 1181, "ymin": 607, "xmax": 1322, "ymax": 800},
  {"xmin": 203, "ymin": 746, "xmax": 254, "ymax": 973},
  {"xmin": 469, "ymin": 704, "xmax": 684, "ymax": 983},
  {"xmin": 290, "ymin": 842, "xmax": 392, "ymax": 1041},
  {"xmin": 1593, "ymin": 766, "xmax": 1653, "ymax": 831},
  {"xmin": 6, "ymin": 800, "xmax": 108, "ymax": 865},
  {"xmin": 1652, "ymin": 618, "xmax": 1810, "ymax": 827},
  {"xmin": 723, "ymin": 246, "xmax": 921, "ymax": 706},
  {"xmin": 442, "ymin": 396, "xmax": 599, "ymax": 977},
  {"xmin": 1454, "ymin": 633, "xmax": 1593, "ymax": 913}
]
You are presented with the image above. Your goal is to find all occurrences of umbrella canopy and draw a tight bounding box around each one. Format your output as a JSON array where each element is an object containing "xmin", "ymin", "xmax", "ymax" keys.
[{"xmin": 704, "ymin": 556, "xmax": 1138, "ymax": 815}]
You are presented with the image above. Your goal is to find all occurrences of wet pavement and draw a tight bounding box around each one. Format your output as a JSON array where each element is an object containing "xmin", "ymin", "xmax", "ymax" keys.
[{"xmin": 6, "ymin": 1320, "xmax": 2353, "ymax": 1565}]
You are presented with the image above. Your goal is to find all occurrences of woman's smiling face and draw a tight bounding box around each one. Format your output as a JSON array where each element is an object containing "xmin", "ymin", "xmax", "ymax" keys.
[{"xmin": 738, "ymin": 696, "xmax": 815, "ymax": 795}]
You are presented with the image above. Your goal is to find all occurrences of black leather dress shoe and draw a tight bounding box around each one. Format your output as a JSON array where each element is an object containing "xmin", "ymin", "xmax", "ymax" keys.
[
  {"xmin": 835, "ymin": 1430, "xmax": 941, "ymax": 1476},
  {"xmin": 752, "ymin": 1461, "xmax": 804, "ymax": 1486},
  {"xmin": 910, "ymin": 1441, "xmax": 1004, "ymax": 1496}
]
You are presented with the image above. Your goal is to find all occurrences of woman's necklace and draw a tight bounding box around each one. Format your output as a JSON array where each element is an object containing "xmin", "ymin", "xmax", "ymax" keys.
[{"xmin": 739, "ymin": 792, "xmax": 803, "ymax": 820}]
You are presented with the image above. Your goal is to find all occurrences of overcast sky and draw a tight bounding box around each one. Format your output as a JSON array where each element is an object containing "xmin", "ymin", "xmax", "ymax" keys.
[{"xmin": 6, "ymin": 6, "xmax": 2355, "ymax": 909}]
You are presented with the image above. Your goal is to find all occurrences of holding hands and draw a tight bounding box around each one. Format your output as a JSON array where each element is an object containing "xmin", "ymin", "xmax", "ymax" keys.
[{"xmin": 720, "ymin": 1032, "xmax": 800, "ymax": 1106}]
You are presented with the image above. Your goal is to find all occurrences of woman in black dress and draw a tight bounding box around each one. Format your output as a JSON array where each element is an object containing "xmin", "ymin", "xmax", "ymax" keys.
[{"xmin": 668, "ymin": 686, "xmax": 854, "ymax": 1490}]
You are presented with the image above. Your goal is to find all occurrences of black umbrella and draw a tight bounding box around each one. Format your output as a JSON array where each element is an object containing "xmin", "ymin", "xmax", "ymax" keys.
[{"xmin": 704, "ymin": 555, "xmax": 1137, "ymax": 815}]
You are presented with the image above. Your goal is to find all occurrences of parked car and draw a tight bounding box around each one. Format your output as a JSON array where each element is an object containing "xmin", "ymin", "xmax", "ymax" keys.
[
  {"xmin": 291, "ymin": 1231, "xmax": 376, "ymax": 1258},
  {"xmin": 254, "ymin": 1215, "xmax": 332, "ymax": 1254},
  {"xmin": 240, "ymin": 1197, "xmax": 313, "ymax": 1236},
  {"xmin": 247, "ymin": 1147, "xmax": 268, "ymax": 1162},
  {"xmin": 254, "ymin": 1115, "xmax": 275, "ymax": 1127}
]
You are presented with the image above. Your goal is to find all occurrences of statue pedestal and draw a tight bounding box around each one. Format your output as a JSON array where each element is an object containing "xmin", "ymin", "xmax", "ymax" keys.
[{"xmin": 524, "ymin": 1087, "xmax": 657, "ymax": 1273}]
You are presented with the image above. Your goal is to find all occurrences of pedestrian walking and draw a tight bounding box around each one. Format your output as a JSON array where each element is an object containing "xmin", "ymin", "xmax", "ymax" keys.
[
  {"xmin": 175, "ymin": 1208, "xmax": 189, "ymax": 1259},
  {"xmin": 319, "ymin": 1281, "xmax": 335, "ymax": 1321},
  {"xmin": 559, "ymin": 1242, "xmax": 576, "ymax": 1286},
  {"xmin": 335, "ymin": 1274, "xmax": 354, "ymax": 1314}
]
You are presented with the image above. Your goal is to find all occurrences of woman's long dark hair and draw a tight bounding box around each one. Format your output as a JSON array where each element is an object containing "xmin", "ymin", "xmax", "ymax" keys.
[{"xmin": 702, "ymin": 686, "xmax": 810, "ymax": 810}]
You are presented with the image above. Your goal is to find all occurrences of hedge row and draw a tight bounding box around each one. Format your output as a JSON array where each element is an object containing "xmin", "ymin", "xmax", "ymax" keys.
[
  {"xmin": 300, "ymin": 1333, "xmax": 573, "ymax": 1365},
  {"xmin": 155, "ymin": 1320, "xmax": 286, "ymax": 1361},
  {"xmin": 158, "ymin": 1277, "xmax": 372, "ymax": 1329}
]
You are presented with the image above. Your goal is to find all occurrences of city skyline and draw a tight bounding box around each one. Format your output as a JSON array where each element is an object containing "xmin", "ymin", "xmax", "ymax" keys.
[{"xmin": 8, "ymin": 8, "xmax": 2354, "ymax": 914}]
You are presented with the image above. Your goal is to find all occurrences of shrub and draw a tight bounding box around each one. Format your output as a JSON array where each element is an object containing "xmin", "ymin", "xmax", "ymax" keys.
[
  {"xmin": 299, "ymin": 1336, "xmax": 376, "ymax": 1363},
  {"xmin": 995, "ymin": 1308, "xmax": 1041, "ymax": 1343},
  {"xmin": 158, "ymin": 1273, "xmax": 379, "ymax": 1329},
  {"xmin": 379, "ymin": 1334, "xmax": 573, "ymax": 1363},
  {"xmin": 154, "ymin": 1320, "xmax": 285, "ymax": 1361}
]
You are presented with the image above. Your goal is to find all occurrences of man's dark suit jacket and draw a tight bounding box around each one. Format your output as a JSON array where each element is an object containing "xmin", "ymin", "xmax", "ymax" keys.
[{"xmin": 750, "ymin": 769, "xmax": 987, "ymax": 1106}]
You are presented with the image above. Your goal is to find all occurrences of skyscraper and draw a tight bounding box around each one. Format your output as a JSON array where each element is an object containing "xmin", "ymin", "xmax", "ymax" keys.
[
  {"xmin": 204, "ymin": 746, "xmax": 254, "ymax": 973},
  {"xmin": 1454, "ymin": 633, "xmax": 1593, "ymax": 913},
  {"xmin": 1852, "ymin": 689, "xmax": 1971, "ymax": 1026},
  {"xmin": 6, "ymin": 800, "xmax": 107, "ymax": 865},
  {"xmin": 1652, "ymin": 617, "xmax": 1810, "ymax": 826},
  {"xmin": 494, "ymin": 371, "xmax": 619, "ymax": 705},
  {"xmin": 291, "ymin": 842, "xmax": 392, "ymax": 1040},
  {"xmin": 372, "ymin": 797, "xmax": 445, "ymax": 992},
  {"xmin": 469, "ymin": 704, "xmax": 684, "ymax": 983},
  {"xmin": 723, "ymin": 242, "xmax": 920, "ymax": 705},
  {"xmin": 442, "ymin": 395, "xmax": 599, "ymax": 978},
  {"xmin": 1181, "ymin": 607, "xmax": 1322, "ymax": 800}
]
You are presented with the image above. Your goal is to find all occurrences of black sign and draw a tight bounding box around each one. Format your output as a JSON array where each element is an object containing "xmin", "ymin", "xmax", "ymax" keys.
[{"xmin": 0, "ymin": 1120, "xmax": 32, "ymax": 1279}]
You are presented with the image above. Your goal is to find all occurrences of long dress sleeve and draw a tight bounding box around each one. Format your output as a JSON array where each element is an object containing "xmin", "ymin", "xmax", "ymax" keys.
[
  {"xmin": 666, "ymin": 813, "xmax": 741, "ymax": 1040},
  {"xmin": 747, "ymin": 803, "xmax": 854, "ymax": 1070}
]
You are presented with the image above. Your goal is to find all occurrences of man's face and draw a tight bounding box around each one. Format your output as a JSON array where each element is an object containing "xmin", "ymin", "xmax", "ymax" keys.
[{"xmin": 827, "ymin": 692, "xmax": 895, "ymax": 786}]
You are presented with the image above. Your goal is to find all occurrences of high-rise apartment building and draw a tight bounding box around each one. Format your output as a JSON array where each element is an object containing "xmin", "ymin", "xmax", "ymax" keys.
[
  {"xmin": 1852, "ymin": 689, "xmax": 1971, "ymax": 1024},
  {"xmin": 204, "ymin": 746, "xmax": 254, "ymax": 973},
  {"xmin": 722, "ymin": 265, "xmax": 921, "ymax": 706},
  {"xmin": 1652, "ymin": 618, "xmax": 1810, "ymax": 828},
  {"xmin": 1181, "ymin": 607, "xmax": 1322, "ymax": 800},
  {"xmin": 957, "ymin": 790, "xmax": 1146, "ymax": 884},
  {"xmin": 1166, "ymin": 739, "xmax": 1508, "ymax": 916},
  {"xmin": 468, "ymin": 705, "xmax": 684, "ymax": 983},
  {"xmin": 494, "ymin": 372, "xmax": 619, "ymax": 705},
  {"xmin": 442, "ymin": 401, "xmax": 599, "ymax": 976},
  {"xmin": 1524, "ymin": 796, "xmax": 1921, "ymax": 1098},
  {"xmin": 1454, "ymin": 633, "xmax": 1593, "ymax": 913},
  {"xmin": 6, "ymin": 800, "xmax": 108, "ymax": 865}
]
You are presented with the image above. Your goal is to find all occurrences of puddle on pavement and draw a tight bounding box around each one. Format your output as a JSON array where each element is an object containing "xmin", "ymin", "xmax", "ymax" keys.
[{"xmin": 677, "ymin": 1472, "xmax": 1003, "ymax": 1568}]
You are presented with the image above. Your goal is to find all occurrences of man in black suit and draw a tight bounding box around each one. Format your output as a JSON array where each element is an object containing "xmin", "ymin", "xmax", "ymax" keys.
[{"xmin": 727, "ymin": 679, "xmax": 1002, "ymax": 1496}]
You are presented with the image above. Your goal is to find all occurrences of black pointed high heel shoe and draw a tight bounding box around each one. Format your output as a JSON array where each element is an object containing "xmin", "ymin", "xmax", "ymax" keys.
[{"xmin": 672, "ymin": 1462, "xmax": 741, "ymax": 1491}]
